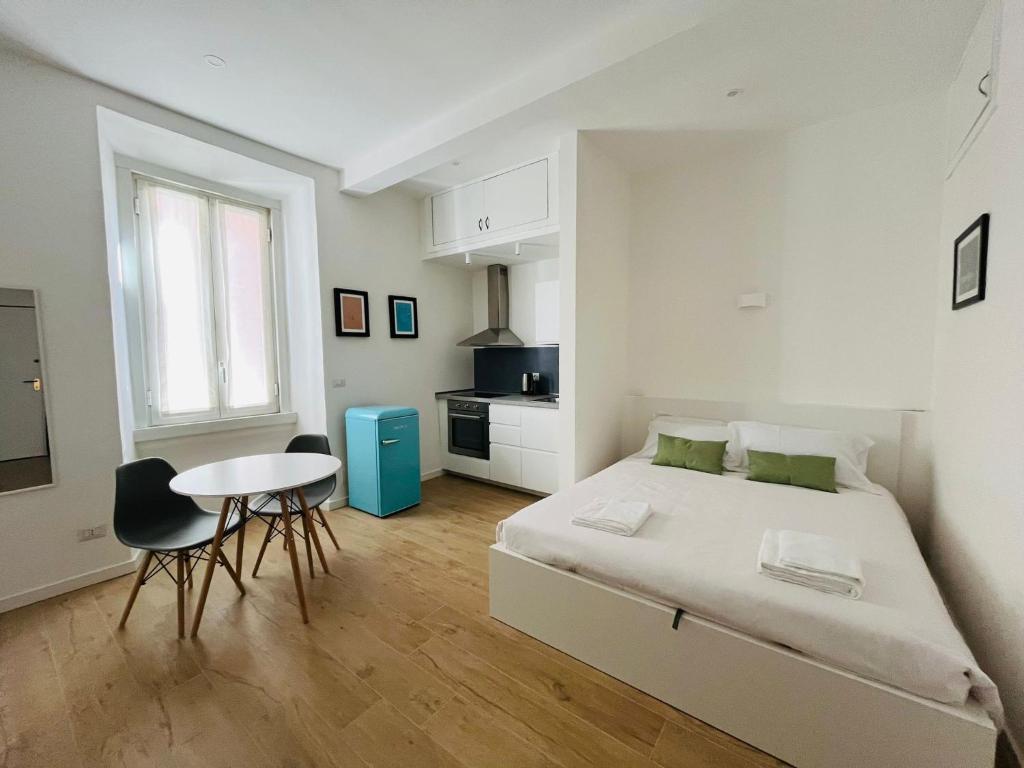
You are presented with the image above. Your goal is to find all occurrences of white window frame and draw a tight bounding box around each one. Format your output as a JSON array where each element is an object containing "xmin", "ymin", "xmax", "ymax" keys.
[{"xmin": 115, "ymin": 156, "xmax": 291, "ymax": 435}]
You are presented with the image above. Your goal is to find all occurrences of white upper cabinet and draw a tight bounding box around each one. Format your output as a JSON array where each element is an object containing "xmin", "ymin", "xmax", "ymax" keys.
[
  {"xmin": 431, "ymin": 182, "xmax": 485, "ymax": 245},
  {"xmin": 423, "ymin": 154, "xmax": 558, "ymax": 257},
  {"xmin": 946, "ymin": 0, "xmax": 999, "ymax": 175},
  {"xmin": 482, "ymin": 159, "xmax": 549, "ymax": 234}
]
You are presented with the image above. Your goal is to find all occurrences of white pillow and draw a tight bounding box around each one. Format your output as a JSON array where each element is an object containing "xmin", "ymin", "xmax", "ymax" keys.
[
  {"xmin": 725, "ymin": 421, "xmax": 877, "ymax": 493},
  {"xmin": 638, "ymin": 415, "xmax": 730, "ymax": 459}
]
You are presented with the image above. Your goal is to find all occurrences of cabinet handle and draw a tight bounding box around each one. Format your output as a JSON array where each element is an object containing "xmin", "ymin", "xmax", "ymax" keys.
[
  {"xmin": 478, "ymin": 218, "xmax": 483, "ymax": 231},
  {"xmin": 978, "ymin": 72, "xmax": 991, "ymax": 97},
  {"xmin": 381, "ymin": 438, "xmax": 400, "ymax": 446},
  {"xmin": 485, "ymin": 216, "xmax": 490, "ymax": 229}
]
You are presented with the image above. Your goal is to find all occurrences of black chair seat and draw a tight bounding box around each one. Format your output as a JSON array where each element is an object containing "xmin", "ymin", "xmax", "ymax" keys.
[
  {"xmin": 117, "ymin": 508, "xmax": 243, "ymax": 552},
  {"xmin": 114, "ymin": 456, "xmax": 248, "ymax": 639},
  {"xmin": 114, "ymin": 457, "xmax": 245, "ymax": 551}
]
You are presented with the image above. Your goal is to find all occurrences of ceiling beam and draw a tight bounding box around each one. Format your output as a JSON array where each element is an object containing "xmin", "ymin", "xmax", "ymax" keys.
[{"xmin": 339, "ymin": 0, "xmax": 730, "ymax": 195}]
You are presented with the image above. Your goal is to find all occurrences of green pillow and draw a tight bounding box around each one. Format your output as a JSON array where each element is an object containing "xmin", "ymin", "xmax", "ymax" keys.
[
  {"xmin": 747, "ymin": 450, "xmax": 837, "ymax": 493},
  {"xmin": 652, "ymin": 434, "xmax": 727, "ymax": 475}
]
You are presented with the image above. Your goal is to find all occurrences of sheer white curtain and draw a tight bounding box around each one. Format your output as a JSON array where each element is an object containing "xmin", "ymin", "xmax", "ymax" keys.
[
  {"xmin": 212, "ymin": 199, "xmax": 277, "ymax": 416},
  {"xmin": 135, "ymin": 176, "xmax": 279, "ymax": 425}
]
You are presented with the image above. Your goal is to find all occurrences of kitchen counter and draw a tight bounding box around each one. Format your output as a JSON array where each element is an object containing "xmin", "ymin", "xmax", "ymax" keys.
[{"xmin": 435, "ymin": 389, "xmax": 559, "ymax": 409}]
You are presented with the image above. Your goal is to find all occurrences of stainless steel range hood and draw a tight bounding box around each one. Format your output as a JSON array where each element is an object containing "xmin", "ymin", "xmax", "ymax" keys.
[{"xmin": 457, "ymin": 264, "xmax": 524, "ymax": 347}]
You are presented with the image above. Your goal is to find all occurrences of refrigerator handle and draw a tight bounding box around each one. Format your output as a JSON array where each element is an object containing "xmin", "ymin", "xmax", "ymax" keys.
[{"xmin": 381, "ymin": 438, "xmax": 401, "ymax": 446}]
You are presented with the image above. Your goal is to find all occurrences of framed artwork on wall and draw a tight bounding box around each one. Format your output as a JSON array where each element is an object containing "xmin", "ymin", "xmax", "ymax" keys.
[
  {"xmin": 952, "ymin": 213, "xmax": 989, "ymax": 310},
  {"xmin": 387, "ymin": 295, "xmax": 418, "ymax": 338},
  {"xmin": 334, "ymin": 288, "xmax": 370, "ymax": 336}
]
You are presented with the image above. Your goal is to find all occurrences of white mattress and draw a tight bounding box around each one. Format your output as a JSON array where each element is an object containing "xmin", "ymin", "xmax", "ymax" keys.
[{"xmin": 496, "ymin": 457, "xmax": 1002, "ymax": 722}]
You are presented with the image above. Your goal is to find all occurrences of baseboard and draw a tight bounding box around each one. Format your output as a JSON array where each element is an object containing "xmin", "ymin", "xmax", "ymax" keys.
[
  {"xmin": 326, "ymin": 467, "xmax": 444, "ymax": 511},
  {"xmin": 0, "ymin": 554, "xmax": 141, "ymax": 614}
]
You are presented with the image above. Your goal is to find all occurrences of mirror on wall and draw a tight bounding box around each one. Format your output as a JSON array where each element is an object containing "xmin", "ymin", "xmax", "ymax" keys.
[{"xmin": 0, "ymin": 288, "xmax": 55, "ymax": 494}]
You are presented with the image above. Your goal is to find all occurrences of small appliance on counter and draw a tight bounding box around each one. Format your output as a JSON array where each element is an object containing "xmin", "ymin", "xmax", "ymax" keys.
[
  {"xmin": 345, "ymin": 406, "xmax": 420, "ymax": 517},
  {"xmin": 521, "ymin": 372, "xmax": 540, "ymax": 395}
]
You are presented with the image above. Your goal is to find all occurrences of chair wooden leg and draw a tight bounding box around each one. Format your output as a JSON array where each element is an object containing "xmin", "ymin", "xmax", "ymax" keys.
[
  {"xmin": 217, "ymin": 550, "xmax": 246, "ymax": 596},
  {"xmin": 252, "ymin": 519, "xmax": 274, "ymax": 578},
  {"xmin": 279, "ymin": 490, "xmax": 309, "ymax": 623},
  {"xmin": 300, "ymin": 507, "xmax": 315, "ymax": 579},
  {"xmin": 316, "ymin": 506, "xmax": 340, "ymax": 550},
  {"xmin": 176, "ymin": 553, "xmax": 186, "ymax": 638},
  {"xmin": 190, "ymin": 497, "xmax": 232, "ymax": 638},
  {"xmin": 299, "ymin": 489, "xmax": 330, "ymax": 575},
  {"xmin": 118, "ymin": 551, "xmax": 153, "ymax": 629},
  {"xmin": 235, "ymin": 495, "xmax": 249, "ymax": 577},
  {"xmin": 186, "ymin": 553, "xmax": 194, "ymax": 589}
]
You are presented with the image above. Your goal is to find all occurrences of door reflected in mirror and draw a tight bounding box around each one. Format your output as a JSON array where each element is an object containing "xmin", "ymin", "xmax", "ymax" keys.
[{"xmin": 0, "ymin": 288, "xmax": 54, "ymax": 493}]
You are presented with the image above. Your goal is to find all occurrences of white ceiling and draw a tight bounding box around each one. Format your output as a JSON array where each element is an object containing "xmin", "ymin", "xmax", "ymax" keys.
[{"xmin": 0, "ymin": 0, "xmax": 984, "ymax": 194}]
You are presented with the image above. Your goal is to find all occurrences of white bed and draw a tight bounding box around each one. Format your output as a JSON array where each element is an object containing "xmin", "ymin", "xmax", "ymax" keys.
[{"xmin": 489, "ymin": 401, "xmax": 1000, "ymax": 768}]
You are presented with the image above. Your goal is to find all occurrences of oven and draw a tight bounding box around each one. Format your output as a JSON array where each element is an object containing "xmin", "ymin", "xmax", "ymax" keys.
[{"xmin": 447, "ymin": 399, "xmax": 489, "ymax": 460}]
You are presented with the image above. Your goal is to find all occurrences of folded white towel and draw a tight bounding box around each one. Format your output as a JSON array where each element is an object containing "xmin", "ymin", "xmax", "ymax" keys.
[
  {"xmin": 758, "ymin": 529, "xmax": 864, "ymax": 599},
  {"xmin": 572, "ymin": 498, "xmax": 652, "ymax": 536}
]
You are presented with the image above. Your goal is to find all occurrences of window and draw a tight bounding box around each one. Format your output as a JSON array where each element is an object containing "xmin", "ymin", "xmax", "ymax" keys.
[{"xmin": 129, "ymin": 171, "xmax": 281, "ymax": 427}]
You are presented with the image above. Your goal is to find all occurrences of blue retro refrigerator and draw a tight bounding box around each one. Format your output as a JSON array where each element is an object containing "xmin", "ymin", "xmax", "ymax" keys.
[{"xmin": 345, "ymin": 406, "xmax": 421, "ymax": 517}]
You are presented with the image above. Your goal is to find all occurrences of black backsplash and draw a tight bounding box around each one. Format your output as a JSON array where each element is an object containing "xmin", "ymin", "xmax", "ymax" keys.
[{"xmin": 474, "ymin": 347, "xmax": 559, "ymax": 395}]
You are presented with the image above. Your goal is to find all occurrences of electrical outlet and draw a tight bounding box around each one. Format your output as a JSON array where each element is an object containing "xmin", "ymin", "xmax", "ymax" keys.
[
  {"xmin": 77, "ymin": 525, "xmax": 108, "ymax": 542},
  {"xmin": 332, "ymin": 378, "xmax": 346, "ymax": 389}
]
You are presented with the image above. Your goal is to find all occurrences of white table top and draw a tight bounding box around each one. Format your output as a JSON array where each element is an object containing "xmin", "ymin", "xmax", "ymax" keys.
[{"xmin": 169, "ymin": 453, "xmax": 341, "ymax": 497}]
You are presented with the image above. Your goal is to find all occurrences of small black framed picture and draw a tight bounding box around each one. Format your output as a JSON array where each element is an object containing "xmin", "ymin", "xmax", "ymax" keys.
[
  {"xmin": 952, "ymin": 214, "xmax": 989, "ymax": 310},
  {"xmin": 334, "ymin": 288, "xmax": 370, "ymax": 337},
  {"xmin": 387, "ymin": 295, "xmax": 418, "ymax": 338}
]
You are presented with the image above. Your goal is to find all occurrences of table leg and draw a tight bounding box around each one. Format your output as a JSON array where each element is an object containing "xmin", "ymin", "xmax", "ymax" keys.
[
  {"xmin": 298, "ymin": 488, "xmax": 329, "ymax": 575},
  {"xmin": 279, "ymin": 490, "xmax": 309, "ymax": 623},
  {"xmin": 235, "ymin": 495, "xmax": 249, "ymax": 576},
  {"xmin": 190, "ymin": 496, "xmax": 232, "ymax": 638}
]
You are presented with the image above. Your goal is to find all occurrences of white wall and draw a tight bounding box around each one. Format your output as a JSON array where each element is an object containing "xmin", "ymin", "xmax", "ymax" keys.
[
  {"xmin": 929, "ymin": 0, "xmax": 1024, "ymax": 748},
  {"xmin": 471, "ymin": 258, "xmax": 559, "ymax": 346},
  {"xmin": 0, "ymin": 50, "xmax": 473, "ymax": 610},
  {"xmin": 627, "ymin": 96, "xmax": 945, "ymax": 410},
  {"xmin": 573, "ymin": 134, "xmax": 631, "ymax": 480},
  {"xmin": 319, "ymin": 187, "xmax": 475, "ymax": 492},
  {"xmin": 557, "ymin": 135, "xmax": 578, "ymax": 490}
]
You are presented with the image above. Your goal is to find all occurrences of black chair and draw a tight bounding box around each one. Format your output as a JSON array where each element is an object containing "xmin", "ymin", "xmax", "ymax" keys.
[
  {"xmin": 114, "ymin": 457, "xmax": 246, "ymax": 638},
  {"xmin": 248, "ymin": 434, "xmax": 340, "ymax": 579}
]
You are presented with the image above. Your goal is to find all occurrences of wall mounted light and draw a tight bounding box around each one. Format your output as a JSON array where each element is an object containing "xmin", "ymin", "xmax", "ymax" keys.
[{"xmin": 737, "ymin": 292, "xmax": 768, "ymax": 309}]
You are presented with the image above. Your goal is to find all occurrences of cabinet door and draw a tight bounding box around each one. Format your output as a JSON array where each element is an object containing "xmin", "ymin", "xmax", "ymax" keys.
[
  {"xmin": 489, "ymin": 404, "xmax": 522, "ymax": 427},
  {"xmin": 521, "ymin": 407, "xmax": 558, "ymax": 452},
  {"xmin": 482, "ymin": 159, "xmax": 548, "ymax": 234},
  {"xmin": 431, "ymin": 182, "xmax": 484, "ymax": 245},
  {"xmin": 489, "ymin": 443, "xmax": 522, "ymax": 487},
  {"xmin": 378, "ymin": 416, "xmax": 421, "ymax": 514},
  {"xmin": 489, "ymin": 423, "xmax": 521, "ymax": 446},
  {"xmin": 521, "ymin": 448, "xmax": 558, "ymax": 494}
]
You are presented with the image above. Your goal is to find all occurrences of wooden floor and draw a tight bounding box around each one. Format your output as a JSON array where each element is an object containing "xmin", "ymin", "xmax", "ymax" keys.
[{"xmin": 0, "ymin": 474, "xmax": 789, "ymax": 768}]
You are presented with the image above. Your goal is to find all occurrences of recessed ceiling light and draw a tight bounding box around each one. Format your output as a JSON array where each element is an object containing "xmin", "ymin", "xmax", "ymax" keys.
[
  {"xmin": 726, "ymin": 88, "xmax": 744, "ymax": 98},
  {"xmin": 204, "ymin": 54, "xmax": 226, "ymax": 68}
]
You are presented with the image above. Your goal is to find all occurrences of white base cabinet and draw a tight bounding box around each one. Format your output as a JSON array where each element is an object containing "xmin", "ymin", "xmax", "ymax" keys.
[
  {"xmin": 490, "ymin": 443, "xmax": 523, "ymax": 487},
  {"xmin": 489, "ymin": 406, "xmax": 559, "ymax": 495},
  {"xmin": 437, "ymin": 399, "xmax": 559, "ymax": 495},
  {"xmin": 521, "ymin": 447, "xmax": 559, "ymax": 495}
]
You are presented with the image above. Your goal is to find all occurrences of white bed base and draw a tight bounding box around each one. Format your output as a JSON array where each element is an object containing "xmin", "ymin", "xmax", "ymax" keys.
[{"xmin": 490, "ymin": 544, "xmax": 996, "ymax": 768}]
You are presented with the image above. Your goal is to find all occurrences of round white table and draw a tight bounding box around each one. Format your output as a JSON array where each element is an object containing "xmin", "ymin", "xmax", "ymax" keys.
[{"xmin": 171, "ymin": 453, "xmax": 341, "ymax": 636}]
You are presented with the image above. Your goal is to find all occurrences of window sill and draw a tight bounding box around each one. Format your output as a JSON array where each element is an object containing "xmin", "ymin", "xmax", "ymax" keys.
[{"xmin": 133, "ymin": 411, "xmax": 298, "ymax": 443}]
